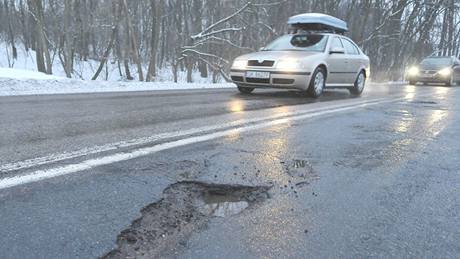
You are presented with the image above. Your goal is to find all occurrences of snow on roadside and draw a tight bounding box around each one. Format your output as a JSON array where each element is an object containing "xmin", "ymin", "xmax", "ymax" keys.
[
  {"xmin": 0, "ymin": 43, "xmax": 225, "ymax": 83},
  {"xmin": 1, "ymin": 44, "xmax": 233, "ymax": 96},
  {"xmin": 0, "ymin": 67, "xmax": 233, "ymax": 96},
  {"xmin": 0, "ymin": 77, "xmax": 233, "ymax": 96},
  {"xmin": 0, "ymin": 67, "xmax": 62, "ymax": 80}
]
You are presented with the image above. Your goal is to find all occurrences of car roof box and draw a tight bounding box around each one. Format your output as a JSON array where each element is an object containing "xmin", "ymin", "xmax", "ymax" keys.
[{"xmin": 288, "ymin": 13, "xmax": 348, "ymax": 34}]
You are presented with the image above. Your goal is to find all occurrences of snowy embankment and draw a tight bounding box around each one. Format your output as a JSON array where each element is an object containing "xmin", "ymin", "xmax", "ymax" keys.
[
  {"xmin": 0, "ymin": 67, "xmax": 60, "ymax": 80},
  {"xmin": 0, "ymin": 67, "xmax": 233, "ymax": 96},
  {"xmin": 0, "ymin": 43, "xmax": 232, "ymax": 96}
]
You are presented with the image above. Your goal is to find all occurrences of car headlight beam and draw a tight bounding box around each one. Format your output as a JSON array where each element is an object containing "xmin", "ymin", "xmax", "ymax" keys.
[
  {"xmin": 407, "ymin": 66, "xmax": 419, "ymax": 76},
  {"xmin": 438, "ymin": 67, "xmax": 452, "ymax": 77},
  {"xmin": 277, "ymin": 59, "xmax": 302, "ymax": 71},
  {"xmin": 232, "ymin": 59, "xmax": 247, "ymax": 69}
]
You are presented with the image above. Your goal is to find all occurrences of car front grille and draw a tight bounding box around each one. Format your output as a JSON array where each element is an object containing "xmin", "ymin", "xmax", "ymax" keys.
[
  {"xmin": 420, "ymin": 70, "xmax": 437, "ymax": 75},
  {"xmin": 231, "ymin": 76, "xmax": 244, "ymax": 82},
  {"xmin": 247, "ymin": 60, "xmax": 275, "ymax": 67},
  {"xmin": 246, "ymin": 78, "xmax": 270, "ymax": 84},
  {"xmin": 273, "ymin": 78, "xmax": 295, "ymax": 84}
]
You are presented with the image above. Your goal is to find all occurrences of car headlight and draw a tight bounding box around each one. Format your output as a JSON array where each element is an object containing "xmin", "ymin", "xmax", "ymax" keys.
[
  {"xmin": 232, "ymin": 59, "xmax": 247, "ymax": 69},
  {"xmin": 438, "ymin": 67, "xmax": 452, "ymax": 76},
  {"xmin": 407, "ymin": 66, "xmax": 419, "ymax": 76},
  {"xmin": 277, "ymin": 59, "xmax": 302, "ymax": 71}
]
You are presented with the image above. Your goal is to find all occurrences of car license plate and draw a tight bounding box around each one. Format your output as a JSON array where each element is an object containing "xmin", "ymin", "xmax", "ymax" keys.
[
  {"xmin": 246, "ymin": 71, "xmax": 270, "ymax": 79},
  {"xmin": 420, "ymin": 72, "xmax": 433, "ymax": 78}
]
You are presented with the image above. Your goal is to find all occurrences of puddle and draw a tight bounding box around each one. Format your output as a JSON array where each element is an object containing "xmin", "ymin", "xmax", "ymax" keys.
[
  {"xmin": 201, "ymin": 191, "xmax": 249, "ymax": 217},
  {"xmin": 103, "ymin": 181, "xmax": 271, "ymax": 259}
]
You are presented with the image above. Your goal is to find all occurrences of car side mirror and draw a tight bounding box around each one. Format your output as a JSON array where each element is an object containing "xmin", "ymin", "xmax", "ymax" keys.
[{"xmin": 330, "ymin": 47, "xmax": 345, "ymax": 54}]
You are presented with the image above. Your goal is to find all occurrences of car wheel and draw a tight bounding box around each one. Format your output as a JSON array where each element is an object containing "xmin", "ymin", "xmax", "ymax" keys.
[
  {"xmin": 409, "ymin": 80, "xmax": 417, "ymax": 85},
  {"xmin": 237, "ymin": 85, "xmax": 254, "ymax": 94},
  {"xmin": 307, "ymin": 67, "xmax": 326, "ymax": 98},
  {"xmin": 349, "ymin": 71, "xmax": 366, "ymax": 96}
]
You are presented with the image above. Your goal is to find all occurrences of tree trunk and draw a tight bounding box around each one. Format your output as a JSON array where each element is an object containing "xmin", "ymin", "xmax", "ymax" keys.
[
  {"xmin": 146, "ymin": 0, "xmax": 163, "ymax": 82},
  {"xmin": 28, "ymin": 0, "xmax": 45, "ymax": 73},
  {"xmin": 29, "ymin": 0, "xmax": 53, "ymax": 74},
  {"xmin": 61, "ymin": 0, "xmax": 72, "ymax": 78},
  {"xmin": 4, "ymin": 0, "xmax": 17, "ymax": 62},
  {"xmin": 91, "ymin": 25, "xmax": 117, "ymax": 80},
  {"xmin": 122, "ymin": 0, "xmax": 144, "ymax": 81}
]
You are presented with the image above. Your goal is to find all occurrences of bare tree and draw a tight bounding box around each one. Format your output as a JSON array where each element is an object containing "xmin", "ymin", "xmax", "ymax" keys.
[
  {"xmin": 1, "ymin": 0, "xmax": 459, "ymax": 82},
  {"xmin": 3, "ymin": 0, "xmax": 17, "ymax": 66},
  {"xmin": 27, "ymin": 0, "xmax": 52, "ymax": 74}
]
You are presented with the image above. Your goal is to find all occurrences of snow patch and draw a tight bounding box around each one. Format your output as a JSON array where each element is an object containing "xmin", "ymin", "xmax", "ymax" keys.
[
  {"xmin": 0, "ymin": 76, "xmax": 233, "ymax": 96},
  {"xmin": 0, "ymin": 43, "xmax": 233, "ymax": 96},
  {"xmin": 0, "ymin": 67, "xmax": 61, "ymax": 80},
  {"xmin": 1, "ymin": 42, "xmax": 224, "ymax": 83}
]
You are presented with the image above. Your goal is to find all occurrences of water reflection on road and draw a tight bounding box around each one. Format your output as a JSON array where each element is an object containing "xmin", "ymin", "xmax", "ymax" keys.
[
  {"xmin": 218, "ymin": 84, "xmax": 454, "ymax": 257},
  {"xmin": 384, "ymin": 85, "xmax": 451, "ymax": 168}
]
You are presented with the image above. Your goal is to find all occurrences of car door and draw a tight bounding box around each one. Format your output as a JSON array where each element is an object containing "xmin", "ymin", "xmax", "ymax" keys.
[
  {"xmin": 325, "ymin": 36, "xmax": 347, "ymax": 85},
  {"xmin": 341, "ymin": 38, "xmax": 362, "ymax": 84}
]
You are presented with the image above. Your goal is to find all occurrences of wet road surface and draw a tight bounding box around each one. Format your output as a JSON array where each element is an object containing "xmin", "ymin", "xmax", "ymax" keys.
[{"xmin": 0, "ymin": 84, "xmax": 459, "ymax": 258}]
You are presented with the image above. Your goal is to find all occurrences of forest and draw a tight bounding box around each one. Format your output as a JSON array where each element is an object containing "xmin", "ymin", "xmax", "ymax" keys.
[{"xmin": 0, "ymin": 0, "xmax": 459, "ymax": 82}]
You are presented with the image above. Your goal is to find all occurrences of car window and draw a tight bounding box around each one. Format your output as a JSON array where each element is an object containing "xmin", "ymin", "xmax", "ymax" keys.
[
  {"xmin": 342, "ymin": 38, "xmax": 359, "ymax": 55},
  {"xmin": 264, "ymin": 34, "xmax": 329, "ymax": 52},
  {"xmin": 330, "ymin": 37, "xmax": 344, "ymax": 49},
  {"xmin": 421, "ymin": 57, "xmax": 452, "ymax": 68}
]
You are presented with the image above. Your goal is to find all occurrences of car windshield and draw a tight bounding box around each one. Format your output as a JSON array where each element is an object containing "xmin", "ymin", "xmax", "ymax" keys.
[
  {"xmin": 420, "ymin": 58, "xmax": 451, "ymax": 68},
  {"xmin": 263, "ymin": 34, "xmax": 329, "ymax": 52}
]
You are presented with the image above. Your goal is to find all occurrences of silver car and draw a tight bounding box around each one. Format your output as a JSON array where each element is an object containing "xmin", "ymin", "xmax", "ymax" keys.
[{"xmin": 230, "ymin": 33, "xmax": 370, "ymax": 97}]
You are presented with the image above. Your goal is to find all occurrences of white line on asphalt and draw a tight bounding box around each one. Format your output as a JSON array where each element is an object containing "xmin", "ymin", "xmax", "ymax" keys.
[
  {"xmin": 1, "ymin": 97, "xmax": 389, "ymax": 173},
  {"xmin": 0, "ymin": 95, "xmax": 418, "ymax": 190}
]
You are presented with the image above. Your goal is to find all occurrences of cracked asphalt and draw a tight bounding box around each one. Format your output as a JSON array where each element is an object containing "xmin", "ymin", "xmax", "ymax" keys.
[{"xmin": 0, "ymin": 84, "xmax": 459, "ymax": 258}]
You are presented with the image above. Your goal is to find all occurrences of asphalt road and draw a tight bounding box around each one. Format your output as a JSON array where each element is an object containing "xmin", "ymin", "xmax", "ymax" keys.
[{"xmin": 0, "ymin": 84, "xmax": 459, "ymax": 258}]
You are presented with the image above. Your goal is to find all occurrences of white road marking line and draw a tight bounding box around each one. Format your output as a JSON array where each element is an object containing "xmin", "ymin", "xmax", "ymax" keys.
[
  {"xmin": 0, "ymin": 96, "xmax": 415, "ymax": 190},
  {"xmin": 0, "ymin": 97, "xmax": 389, "ymax": 173}
]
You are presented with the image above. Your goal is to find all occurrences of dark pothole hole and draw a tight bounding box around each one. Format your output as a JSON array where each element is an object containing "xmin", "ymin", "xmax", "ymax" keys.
[{"xmin": 102, "ymin": 181, "xmax": 271, "ymax": 259}]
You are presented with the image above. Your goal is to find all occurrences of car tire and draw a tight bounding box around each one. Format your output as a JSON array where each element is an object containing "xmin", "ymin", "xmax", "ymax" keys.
[
  {"xmin": 237, "ymin": 85, "xmax": 254, "ymax": 94},
  {"xmin": 349, "ymin": 71, "xmax": 366, "ymax": 96},
  {"xmin": 307, "ymin": 67, "xmax": 326, "ymax": 98},
  {"xmin": 409, "ymin": 80, "xmax": 417, "ymax": 85}
]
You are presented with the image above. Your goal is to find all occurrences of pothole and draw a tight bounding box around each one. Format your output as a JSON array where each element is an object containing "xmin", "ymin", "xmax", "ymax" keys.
[
  {"xmin": 283, "ymin": 159, "xmax": 316, "ymax": 179},
  {"xmin": 410, "ymin": 101, "xmax": 438, "ymax": 105},
  {"xmin": 102, "ymin": 181, "xmax": 271, "ymax": 259},
  {"xmin": 408, "ymin": 100, "xmax": 447, "ymax": 110},
  {"xmin": 278, "ymin": 159, "xmax": 319, "ymax": 197}
]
